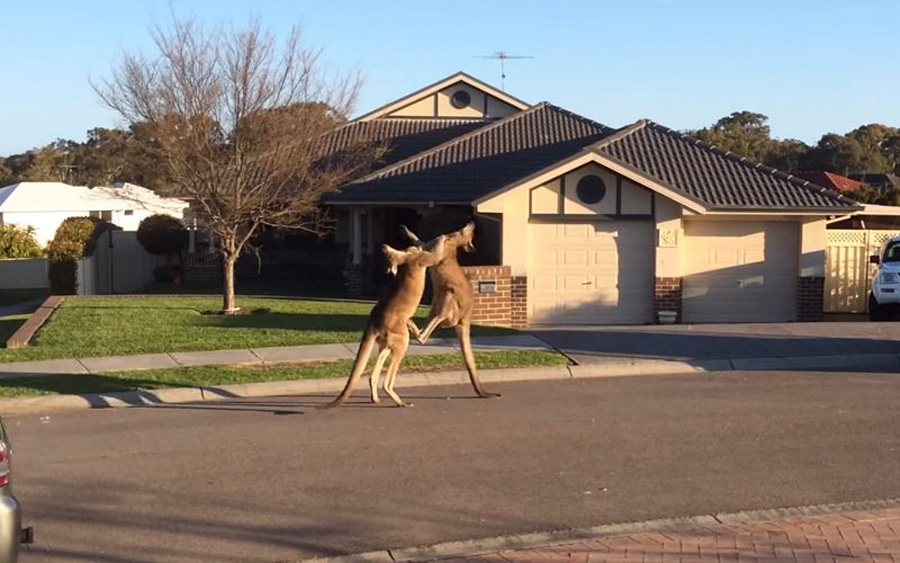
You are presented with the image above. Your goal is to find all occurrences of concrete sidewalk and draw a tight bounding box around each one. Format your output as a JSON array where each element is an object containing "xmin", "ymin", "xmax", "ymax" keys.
[
  {"xmin": 0, "ymin": 334, "xmax": 552, "ymax": 376},
  {"xmin": 308, "ymin": 501, "xmax": 900, "ymax": 562}
]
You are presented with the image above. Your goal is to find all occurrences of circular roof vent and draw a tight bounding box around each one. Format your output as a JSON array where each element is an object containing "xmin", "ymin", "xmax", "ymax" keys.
[{"xmin": 450, "ymin": 90, "xmax": 471, "ymax": 109}]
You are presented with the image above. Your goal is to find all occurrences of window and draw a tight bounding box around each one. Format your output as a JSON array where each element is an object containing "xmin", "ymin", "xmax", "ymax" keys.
[
  {"xmin": 450, "ymin": 90, "xmax": 471, "ymax": 109},
  {"xmin": 884, "ymin": 242, "xmax": 900, "ymax": 263},
  {"xmin": 89, "ymin": 210, "xmax": 100, "ymax": 218},
  {"xmin": 576, "ymin": 175, "xmax": 607, "ymax": 204},
  {"xmin": 124, "ymin": 210, "xmax": 134, "ymax": 216}
]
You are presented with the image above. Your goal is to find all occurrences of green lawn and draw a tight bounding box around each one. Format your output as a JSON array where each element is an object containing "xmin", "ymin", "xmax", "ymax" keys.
[
  {"xmin": 0, "ymin": 350, "xmax": 567, "ymax": 397},
  {"xmin": 0, "ymin": 295, "xmax": 517, "ymax": 363}
]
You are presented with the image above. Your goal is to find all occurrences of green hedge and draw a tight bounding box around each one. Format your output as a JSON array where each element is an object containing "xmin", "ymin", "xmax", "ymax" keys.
[{"xmin": 46, "ymin": 217, "xmax": 117, "ymax": 295}]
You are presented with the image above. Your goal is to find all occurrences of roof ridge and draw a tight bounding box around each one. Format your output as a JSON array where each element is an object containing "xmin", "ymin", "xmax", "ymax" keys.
[
  {"xmin": 639, "ymin": 121, "xmax": 859, "ymax": 208},
  {"xmin": 588, "ymin": 119, "xmax": 649, "ymax": 151},
  {"xmin": 349, "ymin": 102, "xmax": 573, "ymax": 184}
]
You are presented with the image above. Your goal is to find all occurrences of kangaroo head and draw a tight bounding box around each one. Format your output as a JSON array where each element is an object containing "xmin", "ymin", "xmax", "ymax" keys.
[
  {"xmin": 383, "ymin": 235, "xmax": 446, "ymax": 275},
  {"xmin": 401, "ymin": 221, "xmax": 476, "ymax": 254}
]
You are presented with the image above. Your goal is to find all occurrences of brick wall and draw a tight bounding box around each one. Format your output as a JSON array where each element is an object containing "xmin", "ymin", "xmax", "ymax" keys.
[
  {"xmin": 343, "ymin": 262, "xmax": 364, "ymax": 297},
  {"xmin": 511, "ymin": 276, "xmax": 528, "ymax": 328},
  {"xmin": 462, "ymin": 266, "xmax": 512, "ymax": 327},
  {"xmin": 797, "ymin": 276, "xmax": 824, "ymax": 322},
  {"xmin": 184, "ymin": 254, "xmax": 220, "ymax": 283},
  {"xmin": 654, "ymin": 277, "xmax": 683, "ymax": 323}
]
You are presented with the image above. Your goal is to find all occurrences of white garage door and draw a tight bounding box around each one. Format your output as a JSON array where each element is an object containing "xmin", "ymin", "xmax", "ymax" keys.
[
  {"xmin": 683, "ymin": 221, "xmax": 798, "ymax": 323},
  {"xmin": 529, "ymin": 221, "xmax": 654, "ymax": 324}
]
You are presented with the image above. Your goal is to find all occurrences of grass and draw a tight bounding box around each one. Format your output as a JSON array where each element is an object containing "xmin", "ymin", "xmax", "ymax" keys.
[
  {"xmin": 0, "ymin": 289, "xmax": 47, "ymax": 307},
  {"xmin": 0, "ymin": 295, "xmax": 517, "ymax": 362},
  {"xmin": 0, "ymin": 350, "xmax": 567, "ymax": 397}
]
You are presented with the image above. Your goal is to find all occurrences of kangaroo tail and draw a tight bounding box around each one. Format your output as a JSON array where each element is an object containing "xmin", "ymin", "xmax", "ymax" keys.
[
  {"xmin": 321, "ymin": 329, "xmax": 378, "ymax": 408},
  {"xmin": 456, "ymin": 322, "xmax": 499, "ymax": 398}
]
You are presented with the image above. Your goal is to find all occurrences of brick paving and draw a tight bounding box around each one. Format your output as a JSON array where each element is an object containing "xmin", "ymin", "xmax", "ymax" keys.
[{"xmin": 444, "ymin": 507, "xmax": 900, "ymax": 562}]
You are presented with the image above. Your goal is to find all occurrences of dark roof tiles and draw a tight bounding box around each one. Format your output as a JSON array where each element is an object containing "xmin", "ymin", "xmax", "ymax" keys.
[
  {"xmin": 328, "ymin": 103, "xmax": 611, "ymax": 203},
  {"xmin": 597, "ymin": 121, "xmax": 858, "ymax": 210}
]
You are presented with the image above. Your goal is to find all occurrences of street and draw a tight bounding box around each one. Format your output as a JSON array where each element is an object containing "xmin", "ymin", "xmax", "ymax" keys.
[{"xmin": 10, "ymin": 369, "xmax": 900, "ymax": 562}]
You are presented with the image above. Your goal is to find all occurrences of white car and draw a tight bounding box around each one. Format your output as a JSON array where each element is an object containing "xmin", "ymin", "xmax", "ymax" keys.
[{"xmin": 869, "ymin": 235, "xmax": 900, "ymax": 321}]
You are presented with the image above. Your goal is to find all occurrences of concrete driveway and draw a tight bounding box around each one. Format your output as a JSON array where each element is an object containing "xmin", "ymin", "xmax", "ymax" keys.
[{"xmin": 530, "ymin": 321, "xmax": 900, "ymax": 364}]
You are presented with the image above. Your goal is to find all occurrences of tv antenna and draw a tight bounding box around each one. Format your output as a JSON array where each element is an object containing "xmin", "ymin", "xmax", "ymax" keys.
[{"xmin": 474, "ymin": 51, "xmax": 534, "ymax": 90}]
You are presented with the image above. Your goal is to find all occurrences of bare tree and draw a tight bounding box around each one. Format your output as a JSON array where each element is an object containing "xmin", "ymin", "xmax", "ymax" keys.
[{"xmin": 94, "ymin": 18, "xmax": 371, "ymax": 313}]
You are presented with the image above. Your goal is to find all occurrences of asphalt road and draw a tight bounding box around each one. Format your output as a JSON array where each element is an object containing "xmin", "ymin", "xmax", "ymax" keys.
[{"xmin": 10, "ymin": 369, "xmax": 900, "ymax": 562}]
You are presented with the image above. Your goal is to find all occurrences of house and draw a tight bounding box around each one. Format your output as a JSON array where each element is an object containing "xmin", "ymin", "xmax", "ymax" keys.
[
  {"xmin": 847, "ymin": 173, "xmax": 900, "ymax": 192},
  {"xmin": 323, "ymin": 72, "xmax": 862, "ymax": 326},
  {"xmin": 0, "ymin": 181, "xmax": 189, "ymax": 246},
  {"xmin": 793, "ymin": 171, "xmax": 861, "ymax": 193}
]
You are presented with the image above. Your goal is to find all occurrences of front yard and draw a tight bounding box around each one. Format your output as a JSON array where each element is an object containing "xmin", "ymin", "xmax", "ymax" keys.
[{"xmin": 0, "ymin": 295, "xmax": 517, "ymax": 363}]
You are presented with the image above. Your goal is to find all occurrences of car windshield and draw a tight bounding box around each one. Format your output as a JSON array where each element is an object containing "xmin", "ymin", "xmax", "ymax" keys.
[{"xmin": 884, "ymin": 242, "xmax": 900, "ymax": 262}]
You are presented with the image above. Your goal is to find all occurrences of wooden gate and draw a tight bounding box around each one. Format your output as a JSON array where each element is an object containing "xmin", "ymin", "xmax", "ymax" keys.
[{"xmin": 825, "ymin": 229, "xmax": 900, "ymax": 313}]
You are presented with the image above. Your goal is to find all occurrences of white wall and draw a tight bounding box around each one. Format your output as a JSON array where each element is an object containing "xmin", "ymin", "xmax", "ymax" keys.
[
  {"xmin": 0, "ymin": 258, "xmax": 49, "ymax": 289},
  {"xmin": 2, "ymin": 208, "xmax": 179, "ymax": 247}
]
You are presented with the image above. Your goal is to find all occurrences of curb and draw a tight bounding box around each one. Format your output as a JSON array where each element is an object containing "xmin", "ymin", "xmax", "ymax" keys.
[
  {"xmin": 1, "ymin": 351, "xmax": 898, "ymax": 415},
  {"xmin": 300, "ymin": 498, "xmax": 900, "ymax": 562}
]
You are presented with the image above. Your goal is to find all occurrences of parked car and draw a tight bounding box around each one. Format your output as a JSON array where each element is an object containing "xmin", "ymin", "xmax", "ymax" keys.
[
  {"xmin": 0, "ymin": 417, "xmax": 31, "ymax": 562},
  {"xmin": 869, "ymin": 235, "xmax": 900, "ymax": 321}
]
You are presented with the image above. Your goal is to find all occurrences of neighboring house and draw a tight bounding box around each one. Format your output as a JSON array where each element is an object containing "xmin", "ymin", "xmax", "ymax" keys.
[
  {"xmin": 793, "ymin": 171, "xmax": 861, "ymax": 193},
  {"xmin": 847, "ymin": 173, "xmax": 900, "ymax": 192},
  {"xmin": 325, "ymin": 72, "xmax": 862, "ymax": 326},
  {"xmin": 0, "ymin": 181, "xmax": 189, "ymax": 246}
]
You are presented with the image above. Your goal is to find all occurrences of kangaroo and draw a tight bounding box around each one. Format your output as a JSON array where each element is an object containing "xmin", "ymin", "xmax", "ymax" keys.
[
  {"xmin": 402, "ymin": 221, "xmax": 500, "ymax": 399},
  {"xmin": 321, "ymin": 236, "xmax": 446, "ymax": 409}
]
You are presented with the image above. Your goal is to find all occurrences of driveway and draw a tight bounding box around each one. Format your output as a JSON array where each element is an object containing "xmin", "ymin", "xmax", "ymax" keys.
[
  {"xmin": 530, "ymin": 321, "xmax": 900, "ymax": 364},
  {"xmin": 12, "ymin": 370, "xmax": 900, "ymax": 562}
]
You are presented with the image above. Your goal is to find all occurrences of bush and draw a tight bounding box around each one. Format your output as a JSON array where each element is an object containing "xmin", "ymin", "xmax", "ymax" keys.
[
  {"xmin": 137, "ymin": 215, "xmax": 187, "ymax": 256},
  {"xmin": 46, "ymin": 216, "xmax": 117, "ymax": 294},
  {"xmin": 0, "ymin": 224, "xmax": 43, "ymax": 259}
]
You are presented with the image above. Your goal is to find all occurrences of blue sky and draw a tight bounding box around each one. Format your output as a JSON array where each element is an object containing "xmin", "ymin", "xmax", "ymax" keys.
[{"xmin": 2, "ymin": 0, "xmax": 898, "ymax": 155}]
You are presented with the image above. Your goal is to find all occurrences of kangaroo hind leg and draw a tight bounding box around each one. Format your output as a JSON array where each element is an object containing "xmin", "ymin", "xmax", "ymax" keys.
[{"xmin": 368, "ymin": 347, "xmax": 391, "ymax": 404}]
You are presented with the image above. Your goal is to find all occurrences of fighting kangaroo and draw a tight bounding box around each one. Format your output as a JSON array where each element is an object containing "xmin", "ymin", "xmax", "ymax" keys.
[
  {"xmin": 321, "ymin": 236, "xmax": 446, "ymax": 409},
  {"xmin": 402, "ymin": 221, "xmax": 500, "ymax": 399}
]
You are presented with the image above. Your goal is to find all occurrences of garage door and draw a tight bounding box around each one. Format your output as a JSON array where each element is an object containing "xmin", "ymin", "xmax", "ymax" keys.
[
  {"xmin": 683, "ymin": 221, "xmax": 798, "ymax": 323},
  {"xmin": 529, "ymin": 221, "xmax": 654, "ymax": 324}
]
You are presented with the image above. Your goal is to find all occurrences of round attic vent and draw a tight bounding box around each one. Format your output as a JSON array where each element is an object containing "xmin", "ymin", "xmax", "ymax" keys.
[
  {"xmin": 576, "ymin": 175, "xmax": 607, "ymax": 204},
  {"xmin": 450, "ymin": 90, "xmax": 471, "ymax": 109}
]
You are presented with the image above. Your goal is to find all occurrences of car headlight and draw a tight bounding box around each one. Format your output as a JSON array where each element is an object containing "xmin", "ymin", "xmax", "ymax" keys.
[{"xmin": 880, "ymin": 272, "xmax": 900, "ymax": 284}]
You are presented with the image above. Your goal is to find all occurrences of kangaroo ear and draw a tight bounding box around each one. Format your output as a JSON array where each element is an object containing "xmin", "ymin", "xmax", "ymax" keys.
[
  {"xmin": 400, "ymin": 224, "xmax": 424, "ymax": 247},
  {"xmin": 382, "ymin": 244, "xmax": 405, "ymax": 275}
]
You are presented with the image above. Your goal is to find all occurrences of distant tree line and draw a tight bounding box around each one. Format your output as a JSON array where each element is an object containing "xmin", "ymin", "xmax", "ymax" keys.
[{"xmin": 687, "ymin": 111, "xmax": 900, "ymax": 204}]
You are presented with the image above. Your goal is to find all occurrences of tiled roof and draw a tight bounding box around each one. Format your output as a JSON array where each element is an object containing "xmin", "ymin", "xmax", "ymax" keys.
[
  {"xmin": 328, "ymin": 102, "xmax": 612, "ymax": 203},
  {"xmin": 848, "ymin": 173, "xmax": 900, "ymax": 190},
  {"xmin": 596, "ymin": 121, "xmax": 859, "ymax": 210},
  {"xmin": 321, "ymin": 118, "xmax": 490, "ymax": 169},
  {"xmin": 793, "ymin": 171, "xmax": 861, "ymax": 193}
]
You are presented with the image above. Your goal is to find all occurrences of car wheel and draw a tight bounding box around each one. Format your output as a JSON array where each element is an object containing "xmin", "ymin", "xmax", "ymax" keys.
[{"xmin": 869, "ymin": 294, "xmax": 886, "ymax": 321}]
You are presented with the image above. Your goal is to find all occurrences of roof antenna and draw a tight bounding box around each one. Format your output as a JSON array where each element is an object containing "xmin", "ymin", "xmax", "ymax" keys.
[{"xmin": 474, "ymin": 51, "xmax": 534, "ymax": 90}]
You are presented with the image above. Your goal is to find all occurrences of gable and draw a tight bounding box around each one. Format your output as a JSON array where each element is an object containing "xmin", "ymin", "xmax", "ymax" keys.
[{"xmin": 357, "ymin": 72, "xmax": 529, "ymax": 121}]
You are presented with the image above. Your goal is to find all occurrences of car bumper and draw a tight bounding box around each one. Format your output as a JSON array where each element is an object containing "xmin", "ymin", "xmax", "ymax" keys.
[
  {"xmin": 0, "ymin": 492, "xmax": 21, "ymax": 563},
  {"xmin": 873, "ymin": 287, "xmax": 900, "ymax": 305}
]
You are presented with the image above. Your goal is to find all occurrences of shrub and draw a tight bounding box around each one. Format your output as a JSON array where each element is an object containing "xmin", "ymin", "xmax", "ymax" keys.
[
  {"xmin": 137, "ymin": 215, "xmax": 187, "ymax": 256},
  {"xmin": 0, "ymin": 224, "xmax": 43, "ymax": 259},
  {"xmin": 46, "ymin": 216, "xmax": 117, "ymax": 294}
]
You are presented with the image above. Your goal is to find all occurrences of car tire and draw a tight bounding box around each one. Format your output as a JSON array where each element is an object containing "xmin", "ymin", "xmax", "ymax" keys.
[{"xmin": 869, "ymin": 294, "xmax": 887, "ymax": 321}]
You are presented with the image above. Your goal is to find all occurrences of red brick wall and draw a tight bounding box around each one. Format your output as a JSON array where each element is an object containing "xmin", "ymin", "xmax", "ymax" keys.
[
  {"xmin": 654, "ymin": 277, "xmax": 682, "ymax": 323},
  {"xmin": 511, "ymin": 276, "xmax": 528, "ymax": 328},
  {"xmin": 462, "ymin": 266, "xmax": 512, "ymax": 327}
]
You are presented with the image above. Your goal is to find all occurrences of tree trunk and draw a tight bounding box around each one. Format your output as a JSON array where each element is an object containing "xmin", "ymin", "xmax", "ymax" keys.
[{"xmin": 223, "ymin": 254, "xmax": 237, "ymax": 314}]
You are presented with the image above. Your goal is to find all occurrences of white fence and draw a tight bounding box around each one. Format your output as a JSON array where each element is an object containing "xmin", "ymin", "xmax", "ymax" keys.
[
  {"xmin": 825, "ymin": 229, "xmax": 900, "ymax": 313},
  {"xmin": 0, "ymin": 258, "xmax": 50, "ymax": 289}
]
